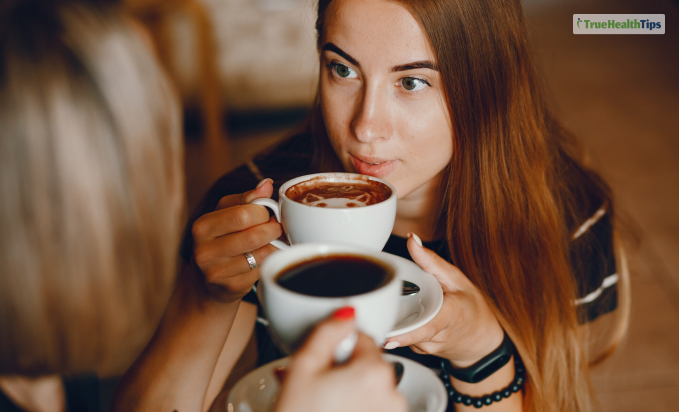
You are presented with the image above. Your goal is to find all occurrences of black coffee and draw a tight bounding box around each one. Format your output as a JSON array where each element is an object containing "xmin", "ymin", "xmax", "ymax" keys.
[{"xmin": 276, "ymin": 254, "xmax": 393, "ymax": 297}]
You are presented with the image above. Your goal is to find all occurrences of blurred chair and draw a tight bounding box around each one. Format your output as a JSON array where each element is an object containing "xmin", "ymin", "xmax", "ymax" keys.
[{"xmin": 125, "ymin": 0, "xmax": 225, "ymax": 147}]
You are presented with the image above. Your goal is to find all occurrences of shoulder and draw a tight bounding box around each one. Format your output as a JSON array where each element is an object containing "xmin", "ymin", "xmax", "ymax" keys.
[
  {"xmin": 569, "ymin": 203, "xmax": 618, "ymax": 323},
  {"xmin": 179, "ymin": 132, "xmax": 314, "ymax": 263},
  {"xmin": 222, "ymin": 131, "xmax": 313, "ymax": 198},
  {"xmin": 248, "ymin": 130, "xmax": 315, "ymax": 185},
  {"xmin": 200, "ymin": 131, "xmax": 314, "ymax": 209}
]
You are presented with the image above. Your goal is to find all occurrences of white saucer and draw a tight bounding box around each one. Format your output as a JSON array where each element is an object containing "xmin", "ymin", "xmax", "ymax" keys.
[
  {"xmin": 256, "ymin": 252, "xmax": 443, "ymax": 339},
  {"xmin": 226, "ymin": 354, "xmax": 448, "ymax": 412},
  {"xmin": 383, "ymin": 253, "xmax": 443, "ymax": 338}
]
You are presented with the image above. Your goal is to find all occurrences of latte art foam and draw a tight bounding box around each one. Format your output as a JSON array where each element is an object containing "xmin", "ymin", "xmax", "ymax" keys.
[{"xmin": 285, "ymin": 176, "xmax": 391, "ymax": 208}]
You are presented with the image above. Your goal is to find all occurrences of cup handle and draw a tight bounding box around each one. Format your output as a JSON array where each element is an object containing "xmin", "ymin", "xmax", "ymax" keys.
[{"xmin": 250, "ymin": 198, "xmax": 290, "ymax": 250}]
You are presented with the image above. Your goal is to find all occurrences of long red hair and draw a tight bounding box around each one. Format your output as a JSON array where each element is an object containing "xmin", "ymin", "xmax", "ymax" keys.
[{"xmin": 310, "ymin": 0, "xmax": 627, "ymax": 410}]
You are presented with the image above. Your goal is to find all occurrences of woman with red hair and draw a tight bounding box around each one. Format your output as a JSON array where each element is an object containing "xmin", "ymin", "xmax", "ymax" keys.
[{"xmin": 122, "ymin": 0, "xmax": 629, "ymax": 411}]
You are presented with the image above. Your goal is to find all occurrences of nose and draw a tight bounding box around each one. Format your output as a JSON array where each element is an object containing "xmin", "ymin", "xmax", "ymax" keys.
[{"xmin": 350, "ymin": 80, "xmax": 393, "ymax": 143}]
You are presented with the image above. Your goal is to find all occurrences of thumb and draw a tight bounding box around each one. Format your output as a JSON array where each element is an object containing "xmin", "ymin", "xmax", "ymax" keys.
[
  {"xmin": 243, "ymin": 178, "xmax": 274, "ymax": 203},
  {"xmin": 406, "ymin": 233, "xmax": 463, "ymax": 294},
  {"xmin": 291, "ymin": 307, "xmax": 357, "ymax": 375},
  {"xmin": 215, "ymin": 178, "xmax": 274, "ymax": 210}
]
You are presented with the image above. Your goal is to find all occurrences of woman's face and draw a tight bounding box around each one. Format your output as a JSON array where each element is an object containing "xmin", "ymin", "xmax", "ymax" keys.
[{"xmin": 320, "ymin": 0, "xmax": 453, "ymax": 200}]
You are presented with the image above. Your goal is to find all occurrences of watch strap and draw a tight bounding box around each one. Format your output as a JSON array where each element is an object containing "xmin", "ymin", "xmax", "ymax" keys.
[{"xmin": 443, "ymin": 331, "xmax": 514, "ymax": 384}]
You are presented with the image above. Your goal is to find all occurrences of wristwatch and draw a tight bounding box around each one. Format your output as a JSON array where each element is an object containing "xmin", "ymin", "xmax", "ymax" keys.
[{"xmin": 442, "ymin": 331, "xmax": 515, "ymax": 384}]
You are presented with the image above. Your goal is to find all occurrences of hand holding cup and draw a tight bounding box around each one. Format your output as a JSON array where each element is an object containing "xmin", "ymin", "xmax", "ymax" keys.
[
  {"xmin": 274, "ymin": 310, "xmax": 407, "ymax": 412},
  {"xmin": 189, "ymin": 178, "xmax": 282, "ymax": 302},
  {"xmin": 383, "ymin": 234, "xmax": 505, "ymax": 368}
]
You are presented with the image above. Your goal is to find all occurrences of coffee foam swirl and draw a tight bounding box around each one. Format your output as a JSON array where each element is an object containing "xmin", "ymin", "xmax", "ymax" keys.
[{"xmin": 285, "ymin": 175, "xmax": 391, "ymax": 209}]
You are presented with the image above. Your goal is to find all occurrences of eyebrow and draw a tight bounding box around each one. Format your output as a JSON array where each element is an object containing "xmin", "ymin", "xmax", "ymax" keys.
[
  {"xmin": 391, "ymin": 61, "xmax": 439, "ymax": 72},
  {"xmin": 321, "ymin": 42, "xmax": 439, "ymax": 72},
  {"xmin": 321, "ymin": 43, "xmax": 360, "ymax": 67}
]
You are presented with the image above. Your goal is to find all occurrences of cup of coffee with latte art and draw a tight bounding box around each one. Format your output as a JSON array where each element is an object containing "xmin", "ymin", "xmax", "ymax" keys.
[{"xmin": 251, "ymin": 173, "xmax": 397, "ymax": 250}]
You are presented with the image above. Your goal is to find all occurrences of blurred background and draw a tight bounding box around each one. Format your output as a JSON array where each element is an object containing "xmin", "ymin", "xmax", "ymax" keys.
[{"xmin": 124, "ymin": 0, "xmax": 678, "ymax": 410}]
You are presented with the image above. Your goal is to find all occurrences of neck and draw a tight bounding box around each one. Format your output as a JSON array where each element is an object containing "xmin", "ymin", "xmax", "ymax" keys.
[
  {"xmin": 392, "ymin": 173, "xmax": 445, "ymax": 242},
  {"xmin": 0, "ymin": 375, "xmax": 66, "ymax": 412}
]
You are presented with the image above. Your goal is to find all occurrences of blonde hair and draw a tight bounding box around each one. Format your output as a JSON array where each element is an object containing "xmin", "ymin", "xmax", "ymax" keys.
[{"xmin": 0, "ymin": 0, "xmax": 184, "ymax": 377}]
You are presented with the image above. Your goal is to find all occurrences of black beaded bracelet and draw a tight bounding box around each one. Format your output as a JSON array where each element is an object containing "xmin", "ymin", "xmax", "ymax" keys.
[{"xmin": 439, "ymin": 354, "xmax": 525, "ymax": 409}]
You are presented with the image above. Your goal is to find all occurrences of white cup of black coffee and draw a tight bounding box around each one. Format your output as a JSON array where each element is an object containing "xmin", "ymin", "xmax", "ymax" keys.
[
  {"xmin": 251, "ymin": 173, "xmax": 397, "ymax": 250},
  {"xmin": 259, "ymin": 243, "xmax": 402, "ymax": 358}
]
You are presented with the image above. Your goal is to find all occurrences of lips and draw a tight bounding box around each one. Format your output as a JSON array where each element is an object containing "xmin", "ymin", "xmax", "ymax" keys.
[{"xmin": 350, "ymin": 154, "xmax": 398, "ymax": 178}]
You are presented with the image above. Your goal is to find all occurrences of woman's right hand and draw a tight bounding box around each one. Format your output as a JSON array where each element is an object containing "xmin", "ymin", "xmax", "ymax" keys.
[
  {"xmin": 190, "ymin": 178, "xmax": 282, "ymax": 303},
  {"xmin": 274, "ymin": 310, "xmax": 408, "ymax": 412}
]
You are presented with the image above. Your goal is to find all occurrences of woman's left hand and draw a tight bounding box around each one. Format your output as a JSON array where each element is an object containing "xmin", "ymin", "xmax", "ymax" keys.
[{"xmin": 383, "ymin": 234, "xmax": 505, "ymax": 368}]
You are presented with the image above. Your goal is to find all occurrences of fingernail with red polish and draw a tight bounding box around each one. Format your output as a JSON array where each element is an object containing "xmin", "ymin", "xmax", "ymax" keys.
[
  {"xmin": 256, "ymin": 178, "xmax": 273, "ymax": 189},
  {"xmin": 332, "ymin": 306, "xmax": 355, "ymax": 320}
]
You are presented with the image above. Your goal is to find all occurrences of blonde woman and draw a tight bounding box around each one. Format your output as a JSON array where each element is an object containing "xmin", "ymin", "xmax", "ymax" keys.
[
  {"xmin": 0, "ymin": 1, "xmax": 404, "ymax": 411},
  {"xmin": 0, "ymin": 0, "xmax": 183, "ymax": 409}
]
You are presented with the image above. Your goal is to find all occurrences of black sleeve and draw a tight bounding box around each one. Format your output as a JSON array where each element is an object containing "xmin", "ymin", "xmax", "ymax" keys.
[
  {"xmin": 179, "ymin": 132, "xmax": 314, "ymax": 265},
  {"xmin": 179, "ymin": 164, "xmax": 260, "ymax": 264},
  {"xmin": 570, "ymin": 212, "xmax": 618, "ymax": 324},
  {"xmin": 63, "ymin": 375, "xmax": 101, "ymax": 412}
]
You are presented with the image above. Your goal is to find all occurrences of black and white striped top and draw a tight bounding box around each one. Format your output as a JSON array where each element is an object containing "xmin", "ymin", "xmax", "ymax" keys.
[
  {"xmin": 180, "ymin": 132, "xmax": 618, "ymax": 367},
  {"xmin": 570, "ymin": 205, "xmax": 617, "ymax": 322}
]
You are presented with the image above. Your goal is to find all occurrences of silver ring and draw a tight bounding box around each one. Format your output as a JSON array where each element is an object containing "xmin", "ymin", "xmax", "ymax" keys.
[{"xmin": 244, "ymin": 251, "xmax": 258, "ymax": 270}]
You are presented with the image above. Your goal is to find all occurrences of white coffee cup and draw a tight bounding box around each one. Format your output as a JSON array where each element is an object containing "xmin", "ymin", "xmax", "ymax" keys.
[
  {"xmin": 251, "ymin": 173, "xmax": 397, "ymax": 250},
  {"xmin": 259, "ymin": 243, "xmax": 402, "ymax": 358}
]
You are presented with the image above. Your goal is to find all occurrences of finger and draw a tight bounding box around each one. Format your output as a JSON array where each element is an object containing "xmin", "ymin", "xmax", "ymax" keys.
[
  {"xmin": 194, "ymin": 217, "xmax": 281, "ymax": 271},
  {"xmin": 193, "ymin": 204, "xmax": 273, "ymax": 242},
  {"xmin": 215, "ymin": 178, "xmax": 274, "ymax": 211},
  {"xmin": 383, "ymin": 294, "xmax": 458, "ymax": 349},
  {"xmin": 407, "ymin": 233, "xmax": 469, "ymax": 293},
  {"xmin": 384, "ymin": 318, "xmax": 438, "ymax": 350},
  {"xmin": 349, "ymin": 333, "xmax": 402, "ymax": 393},
  {"xmin": 291, "ymin": 308, "xmax": 357, "ymax": 375},
  {"xmin": 209, "ymin": 218, "xmax": 283, "ymax": 256},
  {"xmin": 199, "ymin": 243, "xmax": 279, "ymax": 285},
  {"xmin": 204, "ymin": 266, "xmax": 261, "ymax": 298},
  {"xmin": 348, "ymin": 331, "xmax": 383, "ymax": 363}
]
